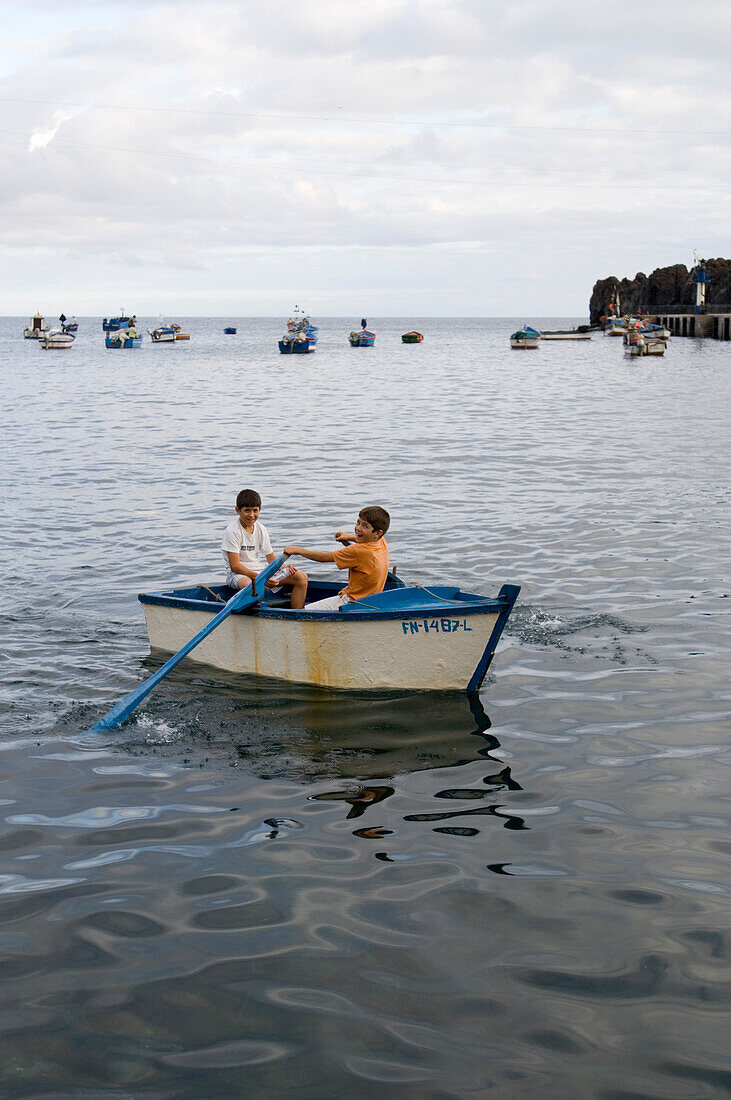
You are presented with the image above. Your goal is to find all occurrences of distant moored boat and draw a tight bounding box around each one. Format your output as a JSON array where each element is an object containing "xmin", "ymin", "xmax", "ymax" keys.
[
  {"xmin": 625, "ymin": 338, "xmax": 666, "ymax": 357},
  {"xmin": 39, "ymin": 328, "xmax": 75, "ymax": 349},
  {"xmin": 401, "ymin": 331, "xmax": 423, "ymax": 343},
  {"xmin": 103, "ymin": 312, "xmax": 134, "ymax": 332},
  {"xmin": 106, "ymin": 321, "xmax": 141, "ymax": 348},
  {"xmin": 279, "ymin": 333, "xmax": 314, "ymax": 353},
  {"xmin": 148, "ymin": 326, "xmax": 177, "ymax": 343},
  {"xmin": 541, "ymin": 326, "xmax": 592, "ymax": 341},
  {"xmin": 280, "ymin": 307, "xmax": 317, "ymax": 352},
  {"xmin": 510, "ymin": 325, "xmax": 541, "ymax": 349},
  {"xmin": 349, "ymin": 319, "xmax": 375, "ymax": 347},
  {"xmin": 23, "ymin": 313, "xmax": 46, "ymax": 339}
]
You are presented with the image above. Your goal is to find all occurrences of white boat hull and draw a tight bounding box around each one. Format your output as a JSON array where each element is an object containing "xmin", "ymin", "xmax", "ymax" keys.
[
  {"xmin": 141, "ymin": 601, "xmax": 505, "ymax": 691},
  {"xmin": 39, "ymin": 332, "xmax": 74, "ymax": 349},
  {"xmin": 626, "ymin": 339, "xmax": 666, "ymax": 356},
  {"xmin": 510, "ymin": 338, "xmax": 540, "ymax": 348}
]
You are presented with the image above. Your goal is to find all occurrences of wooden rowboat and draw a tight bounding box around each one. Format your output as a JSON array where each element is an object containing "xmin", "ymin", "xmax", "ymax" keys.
[{"xmin": 139, "ymin": 578, "xmax": 520, "ymax": 692}]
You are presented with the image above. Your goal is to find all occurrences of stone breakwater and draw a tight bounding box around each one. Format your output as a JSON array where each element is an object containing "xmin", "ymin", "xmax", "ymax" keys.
[{"xmin": 589, "ymin": 258, "xmax": 731, "ymax": 324}]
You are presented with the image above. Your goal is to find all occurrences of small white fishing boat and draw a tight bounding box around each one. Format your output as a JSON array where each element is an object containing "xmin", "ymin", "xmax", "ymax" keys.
[
  {"xmin": 24, "ymin": 313, "xmax": 47, "ymax": 339},
  {"xmin": 39, "ymin": 328, "xmax": 75, "ymax": 349},
  {"xmin": 139, "ymin": 578, "xmax": 520, "ymax": 692},
  {"xmin": 510, "ymin": 325, "xmax": 541, "ymax": 349}
]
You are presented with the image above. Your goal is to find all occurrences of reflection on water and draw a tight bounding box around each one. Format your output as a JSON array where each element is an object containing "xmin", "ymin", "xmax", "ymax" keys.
[{"xmin": 118, "ymin": 661, "xmax": 502, "ymax": 783}]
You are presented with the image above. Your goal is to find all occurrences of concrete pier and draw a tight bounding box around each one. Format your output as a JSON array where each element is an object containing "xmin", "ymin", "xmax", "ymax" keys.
[{"xmin": 652, "ymin": 313, "xmax": 731, "ymax": 339}]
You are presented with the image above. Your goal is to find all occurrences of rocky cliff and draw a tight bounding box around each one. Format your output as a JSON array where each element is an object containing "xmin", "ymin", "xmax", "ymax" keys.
[{"xmin": 589, "ymin": 258, "xmax": 731, "ymax": 323}]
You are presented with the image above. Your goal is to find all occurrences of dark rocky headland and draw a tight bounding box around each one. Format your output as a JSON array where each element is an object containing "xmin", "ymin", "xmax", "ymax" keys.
[{"xmin": 589, "ymin": 258, "xmax": 731, "ymax": 323}]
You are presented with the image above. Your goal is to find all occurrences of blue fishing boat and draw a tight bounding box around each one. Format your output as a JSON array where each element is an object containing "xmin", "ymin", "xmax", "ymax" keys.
[
  {"xmin": 286, "ymin": 306, "xmax": 315, "ymax": 334},
  {"xmin": 103, "ymin": 312, "xmax": 134, "ymax": 332},
  {"xmin": 349, "ymin": 328, "xmax": 375, "ymax": 347},
  {"xmin": 138, "ymin": 576, "xmax": 519, "ymax": 692},
  {"xmin": 278, "ymin": 334, "xmax": 315, "ymax": 353},
  {"xmin": 280, "ymin": 307, "xmax": 318, "ymax": 353},
  {"xmin": 105, "ymin": 321, "xmax": 141, "ymax": 348},
  {"xmin": 223, "ymin": 326, "xmax": 237, "ymax": 334}
]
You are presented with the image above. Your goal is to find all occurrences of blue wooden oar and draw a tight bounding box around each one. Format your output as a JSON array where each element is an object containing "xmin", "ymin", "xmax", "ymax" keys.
[{"xmin": 89, "ymin": 555, "xmax": 289, "ymax": 731}]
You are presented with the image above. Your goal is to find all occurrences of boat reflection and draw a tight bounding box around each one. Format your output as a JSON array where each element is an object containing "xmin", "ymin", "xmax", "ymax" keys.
[{"xmin": 130, "ymin": 660, "xmax": 503, "ymax": 783}]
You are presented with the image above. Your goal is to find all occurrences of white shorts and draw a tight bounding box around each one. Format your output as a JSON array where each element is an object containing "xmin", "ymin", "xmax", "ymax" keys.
[
  {"xmin": 304, "ymin": 593, "xmax": 351, "ymax": 612},
  {"xmin": 226, "ymin": 564, "xmax": 296, "ymax": 591}
]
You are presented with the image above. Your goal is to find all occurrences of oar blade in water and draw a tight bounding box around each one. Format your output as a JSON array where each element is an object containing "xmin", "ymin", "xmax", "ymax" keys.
[{"xmin": 89, "ymin": 555, "xmax": 287, "ymax": 731}]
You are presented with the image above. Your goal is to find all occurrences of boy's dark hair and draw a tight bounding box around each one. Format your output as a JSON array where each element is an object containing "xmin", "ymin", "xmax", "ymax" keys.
[
  {"xmin": 359, "ymin": 505, "xmax": 390, "ymax": 535},
  {"xmin": 236, "ymin": 489, "xmax": 261, "ymax": 509}
]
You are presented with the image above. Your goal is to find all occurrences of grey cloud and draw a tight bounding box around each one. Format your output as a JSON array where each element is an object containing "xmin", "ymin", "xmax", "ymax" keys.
[{"xmin": 1, "ymin": 0, "xmax": 728, "ymax": 314}]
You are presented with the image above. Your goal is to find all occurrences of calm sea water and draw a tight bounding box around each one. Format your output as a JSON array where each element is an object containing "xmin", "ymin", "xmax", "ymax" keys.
[{"xmin": 1, "ymin": 316, "xmax": 729, "ymax": 1097}]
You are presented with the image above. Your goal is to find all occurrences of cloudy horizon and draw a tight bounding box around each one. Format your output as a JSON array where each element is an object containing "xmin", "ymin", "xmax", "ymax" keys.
[{"xmin": 3, "ymin": 0, "xmax": 730, "ymax": 316}]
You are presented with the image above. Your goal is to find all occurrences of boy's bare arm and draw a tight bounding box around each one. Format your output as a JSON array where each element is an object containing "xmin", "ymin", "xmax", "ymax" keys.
[
  {"xmin": 334, "ymin": 530, "xmax": 355, "ymax": 544},
  {"xmin": 226, "ymin": 551, "xmax": 258, "ymax": 580},
  {"xmin": 284, "ymin": 546, "xmax": 337, "ymax": 563}
]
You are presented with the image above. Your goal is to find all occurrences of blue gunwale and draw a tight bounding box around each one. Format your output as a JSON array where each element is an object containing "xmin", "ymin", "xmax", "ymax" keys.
[{"xmin": 138, "ymin": 581, "xmax": 518, "ymax": 624}]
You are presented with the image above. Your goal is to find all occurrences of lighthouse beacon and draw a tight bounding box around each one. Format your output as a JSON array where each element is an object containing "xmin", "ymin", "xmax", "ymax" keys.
[{"xmin": 692, "ymin": 250, "xmax": 710, "ymax": 314}]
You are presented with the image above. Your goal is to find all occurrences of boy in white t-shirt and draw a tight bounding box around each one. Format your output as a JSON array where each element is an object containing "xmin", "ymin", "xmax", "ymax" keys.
[{"xmin": 221, "ymin": 489, "xmax": 308, "ymax": 608}]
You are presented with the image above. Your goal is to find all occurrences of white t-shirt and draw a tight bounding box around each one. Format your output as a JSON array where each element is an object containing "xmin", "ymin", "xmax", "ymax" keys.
[{"xmin": 221, "ymin": 518, "xmax": 273, "ymax": 573}]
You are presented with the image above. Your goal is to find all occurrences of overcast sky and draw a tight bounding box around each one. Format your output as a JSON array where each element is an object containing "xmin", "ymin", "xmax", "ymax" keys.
[{"xmin": 2, "ymin": 0, "xmax": 730, "ymax": 316}]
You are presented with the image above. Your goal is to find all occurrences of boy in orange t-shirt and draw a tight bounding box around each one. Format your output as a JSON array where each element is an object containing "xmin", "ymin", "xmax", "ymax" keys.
[{"xmin": 284, "ymin": 506, "xmax": 390, "ymax": 611}]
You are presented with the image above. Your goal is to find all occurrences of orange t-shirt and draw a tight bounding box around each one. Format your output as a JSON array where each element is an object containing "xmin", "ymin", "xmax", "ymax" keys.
[{"xmin": 332, "ymin": 539, "xmax": 389, "ymax": 600}]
